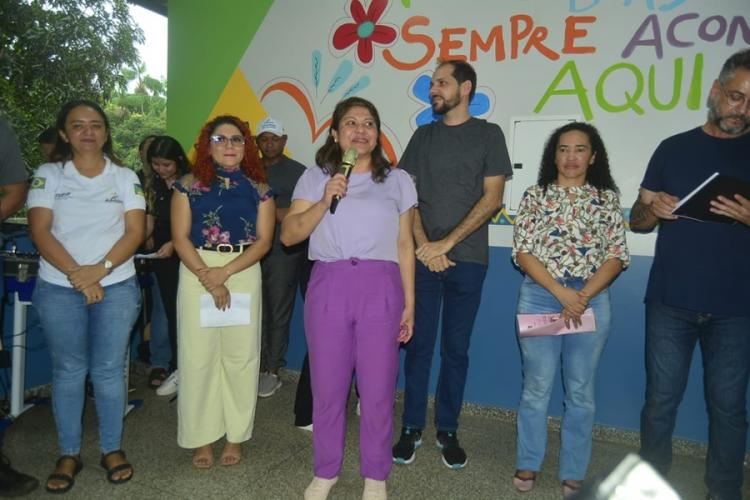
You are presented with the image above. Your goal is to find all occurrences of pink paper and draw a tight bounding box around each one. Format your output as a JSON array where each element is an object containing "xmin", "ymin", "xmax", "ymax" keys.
[{"xmin": 517, "ymin": 309, "xmax": 596, "ymax": 336}]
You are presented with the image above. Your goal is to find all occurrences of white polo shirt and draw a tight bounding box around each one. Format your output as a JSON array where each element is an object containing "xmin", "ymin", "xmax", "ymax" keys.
[{"xmin": 27, "ymin": 159, "xmax": 146, "ymax": 287}]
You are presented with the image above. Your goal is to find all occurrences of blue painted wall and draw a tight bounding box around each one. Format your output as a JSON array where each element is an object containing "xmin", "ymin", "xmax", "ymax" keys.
[{"xmin": 286, "ymin": 245, "xmax": 750, "ymax": 451}]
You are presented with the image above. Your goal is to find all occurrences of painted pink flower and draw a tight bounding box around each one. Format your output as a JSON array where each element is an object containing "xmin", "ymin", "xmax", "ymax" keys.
[{"xmin": 332, "ymin": 0, "xmax": 397, "ymax": 65}]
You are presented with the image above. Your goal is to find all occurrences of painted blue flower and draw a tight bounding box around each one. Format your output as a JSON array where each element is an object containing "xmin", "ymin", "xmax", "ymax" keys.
[{"xmin": 411, "ymin": 74, "xmax": 492, "ymax": 127}]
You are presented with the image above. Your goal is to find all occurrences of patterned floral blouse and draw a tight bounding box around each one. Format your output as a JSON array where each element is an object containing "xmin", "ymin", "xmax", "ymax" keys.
[
  {"xmin": 174, "ymin": 167, "xmax": 272, "ymax": 247},
  {"xmin": 512, "ymin": 183, "xmax": 630, "ymax": 280}
]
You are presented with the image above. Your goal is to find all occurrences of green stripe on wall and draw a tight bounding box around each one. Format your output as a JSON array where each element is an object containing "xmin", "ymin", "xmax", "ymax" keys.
[{"xmin": 166, "ymin": 0, "xmax": 274, "ymax": 149}]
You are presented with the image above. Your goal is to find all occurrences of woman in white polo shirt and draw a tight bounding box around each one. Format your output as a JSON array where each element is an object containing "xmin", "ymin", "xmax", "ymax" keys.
[{"xmin": 28, "ymin": 100, "xmax": 145, "ymax": 494}]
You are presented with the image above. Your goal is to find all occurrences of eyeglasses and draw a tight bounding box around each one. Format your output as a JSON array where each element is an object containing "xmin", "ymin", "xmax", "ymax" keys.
[
  {"xmin": 720, "ymin": 84, "xmax": 750, "ymax": 110},
  {"xmin": 209, "ymin": 135, "xmax": 245, "ymax": 147}
]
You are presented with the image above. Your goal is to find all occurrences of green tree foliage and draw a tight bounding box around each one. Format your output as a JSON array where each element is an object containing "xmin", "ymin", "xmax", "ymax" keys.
[
  {"xmin": 0, "ymin": 0, "xmax": 143, "ymax": 170},
  {"xmin": 105, "ymin": 89, "xmax": 166, "ymax": 171}
]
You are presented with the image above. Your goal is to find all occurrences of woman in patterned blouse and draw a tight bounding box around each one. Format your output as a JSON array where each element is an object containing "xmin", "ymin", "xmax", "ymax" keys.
[
  {"xmin": 511, "ymin": 122, "xmax": 630, "ymax": 497},
  {"xmin": 171, "ymin": 115, "xmax": 275, "ymax": 469}
]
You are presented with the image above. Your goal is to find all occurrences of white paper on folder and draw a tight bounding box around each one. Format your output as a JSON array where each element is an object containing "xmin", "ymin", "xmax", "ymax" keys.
[
  {"xmin": 200, "ymin": 293, "xmax": 251, "ymax": 328},
  {"xmin": 517, "ymin": 308, "xmax": 596, "ymax": 336}
]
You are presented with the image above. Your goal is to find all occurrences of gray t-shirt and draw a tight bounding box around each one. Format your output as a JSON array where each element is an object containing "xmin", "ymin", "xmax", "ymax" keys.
[
  {"xmin": 266, "ymin": 155, "xmax": 306, "ymax": 252},
  {"xmin": 0, "ymin": 118, "xmax": 29, "ymax": 185},
  {"xmin": 398, "ymin": 117, "xmax": 512, "ymax": 265}
]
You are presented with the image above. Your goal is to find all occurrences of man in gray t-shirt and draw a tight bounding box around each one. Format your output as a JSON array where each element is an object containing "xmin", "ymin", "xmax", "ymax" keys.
[
  {"xmin": 0, "ymin": 117, "xmax": 38, "ymax": 496},
  {"xmin": 394, "ymin": 61, "xmax": 512, "ymax": 469},
  {"xmin": 0, "ymin": 118, "xmax": 29, "ymax": 221},
  {"xmin": 255, "ymin": 117, "xmax": 308, "ymax": 399}
]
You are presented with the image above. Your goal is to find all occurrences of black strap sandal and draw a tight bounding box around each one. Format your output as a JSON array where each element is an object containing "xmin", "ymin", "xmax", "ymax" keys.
[
  {"xmin": 46, "ymin": 455, "xmax": 83, "ymax": 494},
  {"xmin": 100, "ymin": 450, "xmax": 133, "ymax": 485}
]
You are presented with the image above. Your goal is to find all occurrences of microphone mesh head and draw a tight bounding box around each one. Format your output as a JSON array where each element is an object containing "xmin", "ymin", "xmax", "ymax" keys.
[{"xmin": 343, "ymin": 148, "xmax": 358, "ymax": 167}]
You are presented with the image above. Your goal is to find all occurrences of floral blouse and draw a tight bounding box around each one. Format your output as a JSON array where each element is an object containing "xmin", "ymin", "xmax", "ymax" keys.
[
  {"xmin": 174, "ymin": 167, "xmax": 272, "ymax": 247},
  {"xmin": 512, "ymin": 183, "xmax": 629, "ymax": 280}
]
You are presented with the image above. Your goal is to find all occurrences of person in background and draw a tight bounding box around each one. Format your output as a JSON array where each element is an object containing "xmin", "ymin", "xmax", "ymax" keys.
[
  {"xmin": 631, "ymin": 48, "xmax": 750, "ymax": 500},
  {"xmin": 134, "ymin": 134, "xmax": 170, "ymax": 391},
  {"xmin": 511, "ymin": 122, "xmax": 629, "ymax": 498},
  {"xmin": 28, "ymin": 99, "xmax": 145, "ymax": 493},
  {"xmin": 171, "ymin": 115, "xmax": 274, "ymax": 469},
  {"xmin": 37, "ymin": 127, "xmax": 57, "ymax": 162},
  {"xmin": 0, "ymin": 117, "xmax": 37, "ymax": 497},
  {"xmin": 394, "ymin": 60, "xmax": 511, "ymax": 469},
  {"xmin": 282, "ymin": 97, "xmax": 416, "ymax": 500},
  {"xmin": 144, "ymin": 136, "xmax": 190, "ymax": 393},
  {"xmin": 256, "ymin": 117, "xmax": 307, "ymax": 398}
]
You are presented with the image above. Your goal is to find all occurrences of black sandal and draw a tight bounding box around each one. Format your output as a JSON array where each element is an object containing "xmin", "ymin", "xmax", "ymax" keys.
[
  {"xmin": 46, "ymin": 455, "xmax": 83, "ymax": 494},
  {"xmin": 100, "ymin": 450, "xmax": 133, "ymax": 485},
  {"xmin": 148, "ymin": 368, "xmax": 167, "ymax": 389}
]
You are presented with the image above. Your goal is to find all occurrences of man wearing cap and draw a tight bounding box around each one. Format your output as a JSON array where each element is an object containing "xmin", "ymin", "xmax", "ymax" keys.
[{"xmin": 256, "ymin": 117, "xmax": 308, "ymax": 398}]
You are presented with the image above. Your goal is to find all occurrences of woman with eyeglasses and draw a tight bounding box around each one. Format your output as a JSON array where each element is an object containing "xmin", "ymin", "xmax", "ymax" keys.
[
  {"xmin": 171, "ymin": 115, "xmax": 274, "ymax": 468},
  {"xmin": 28, "ymin": 99, "xmax": 145, "ymax": 493}
]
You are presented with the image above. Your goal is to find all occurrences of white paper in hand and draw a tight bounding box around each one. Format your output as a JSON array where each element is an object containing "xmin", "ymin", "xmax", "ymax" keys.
[{"xmin": 200, "ymin": 293, "xmax": 251, "ymax": 328}]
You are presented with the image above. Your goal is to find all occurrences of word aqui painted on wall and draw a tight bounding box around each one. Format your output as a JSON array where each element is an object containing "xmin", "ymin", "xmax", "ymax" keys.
[{"xmin": 326, "ymin": 0, "xmax": 749, "ymax": 121}]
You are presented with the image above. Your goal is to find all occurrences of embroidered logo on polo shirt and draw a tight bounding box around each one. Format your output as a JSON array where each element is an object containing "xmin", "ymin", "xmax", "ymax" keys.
[
  {"xmin": 55, "ymin": 192, "xmax": 71, "ymax": 200},
  {"xmin": 30, "ymin": 177, "xmax": 46, "ymax": 190},
  {"xmin": 105, "ymin": 191, "xmax": 122, "ymax": 203},
  {"xmin": 134, "ymin": 183, "xmax": 144, "ymax": 196}
]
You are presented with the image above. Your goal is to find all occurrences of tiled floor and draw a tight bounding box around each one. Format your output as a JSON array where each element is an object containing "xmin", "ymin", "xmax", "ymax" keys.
[{"xmin": 4, "ymin": 369, "xmax": 747, "ymax": 499}]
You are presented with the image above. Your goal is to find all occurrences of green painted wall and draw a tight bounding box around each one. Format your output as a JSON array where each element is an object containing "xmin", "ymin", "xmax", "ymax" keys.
[{"xmin": 166, "ymin": 0, "xmax": 273, "ymax": 148}]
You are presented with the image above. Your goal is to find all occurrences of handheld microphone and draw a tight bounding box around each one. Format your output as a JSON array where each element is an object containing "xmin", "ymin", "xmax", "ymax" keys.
[{"xmin": 329, "ymin": 148, "xmax": 357, "ymax": 214}]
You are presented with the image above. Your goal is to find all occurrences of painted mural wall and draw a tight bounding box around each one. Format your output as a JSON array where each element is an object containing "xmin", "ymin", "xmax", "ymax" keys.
[{"xmin": 167, "ymin": 1, "xmax": 749, "ymax": 449}]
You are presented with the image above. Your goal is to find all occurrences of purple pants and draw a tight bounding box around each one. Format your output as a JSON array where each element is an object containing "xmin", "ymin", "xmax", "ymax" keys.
[{"xmin": 305, "ymin": 258, "xmax": 403, "ymax": 480}]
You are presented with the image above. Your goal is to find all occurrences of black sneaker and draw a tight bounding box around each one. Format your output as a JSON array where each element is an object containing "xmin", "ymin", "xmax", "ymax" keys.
[
  {"xmin": 436, "ymin": 431, "xmax": 467, "ymax": 469},
  {"xmin": 392, "ymin": 427, "xmax": 422, "ymax": 465},
  {"xmin": 0, "ymin": 454, "xmax": 39, "ymax": 497}
]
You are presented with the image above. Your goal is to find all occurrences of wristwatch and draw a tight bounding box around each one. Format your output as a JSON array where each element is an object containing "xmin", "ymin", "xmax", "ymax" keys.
[{"xmin": 102, "ymin": 259, "xmax": 113, "ymax": 274}]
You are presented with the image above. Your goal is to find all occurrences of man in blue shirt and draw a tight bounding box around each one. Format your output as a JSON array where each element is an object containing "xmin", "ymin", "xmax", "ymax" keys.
[{"xmin": 630, "ymin": 49, "xmax": 750, "ymax": 500}]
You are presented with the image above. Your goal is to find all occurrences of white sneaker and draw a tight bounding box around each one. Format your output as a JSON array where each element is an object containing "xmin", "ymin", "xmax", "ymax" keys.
[
  {"xmin": 156, "ymin": 370, "xmax": 178, "ymax": 396},
  {"xmin": 362, "ymin": 478, "xmax": 387, "ymax": 500},
  {"xmin": 258, "ymin": 372, "xmax": 282, "ymax": 398},
  {"xmin": 304, "ymin": 477, "xmax": 337, "ymax": 500},
  {"xmin": 296, "ymin": 423, "xmax": 313, "ymax": 432},
  {"xmin": 356, "ymin": 399, "xmax": 361, "ymax": 416}
]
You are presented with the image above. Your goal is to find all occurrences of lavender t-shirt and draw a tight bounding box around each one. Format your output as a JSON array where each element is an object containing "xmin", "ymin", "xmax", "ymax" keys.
[{"xmin": 292, "ymin": 166, "xmax": 417, "ymax": 263}]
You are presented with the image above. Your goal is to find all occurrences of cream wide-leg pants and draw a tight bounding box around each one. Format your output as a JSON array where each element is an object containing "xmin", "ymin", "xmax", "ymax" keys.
[{"xmin": 176, "ymin": 249, "xmax": 261, "ymax": 448}]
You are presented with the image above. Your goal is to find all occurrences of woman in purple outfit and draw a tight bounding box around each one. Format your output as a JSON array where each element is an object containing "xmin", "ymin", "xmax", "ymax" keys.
[{"xmin": 281, "ymin": 97, "xmax": 416, "ymax": 500}]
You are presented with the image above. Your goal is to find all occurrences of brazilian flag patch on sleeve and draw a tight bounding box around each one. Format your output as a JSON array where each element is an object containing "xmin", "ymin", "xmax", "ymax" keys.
[
  {"xmin": 30, "ymin": 177, "xmax": 46, "ymax": 190},
  {"xmin": 134, "ymin": 183, "xmax": 144, "ymax": 196}
]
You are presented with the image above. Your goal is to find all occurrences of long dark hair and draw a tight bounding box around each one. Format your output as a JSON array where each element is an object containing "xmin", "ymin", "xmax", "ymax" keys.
[
  {"xmin": 537, "ymin": 122, "xmax": 618, "ymax": 194},
  {"xmin": 50, "ymin": 99, "xmax": 122, "ymax": 165},
  {"xmin": 315, "ymin": 97, "xmax": 391, "ymax": 183},
  {"xmin": 144, "ymin": 135, "xmax": 191, "ymax": 208}
]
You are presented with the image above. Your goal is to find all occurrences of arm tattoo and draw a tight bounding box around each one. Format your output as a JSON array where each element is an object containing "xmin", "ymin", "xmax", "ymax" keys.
[{"xmin": 629, "ymin": 197, "xmax": 656, "ymax": 231}]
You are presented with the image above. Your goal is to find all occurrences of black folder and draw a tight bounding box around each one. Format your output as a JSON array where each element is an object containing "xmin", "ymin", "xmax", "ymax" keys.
[{"xmin": 671, "ymin": 172, "xmax": 750, "ymax": 224}]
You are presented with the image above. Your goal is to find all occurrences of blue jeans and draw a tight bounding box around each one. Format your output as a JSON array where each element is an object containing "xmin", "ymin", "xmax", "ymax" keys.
[
  {"xmin": 640, "ymin": 301, "xmax": 750, "ymax": 500},
  {"xmin": 148, "ymin": 274, "xmax": 172, "ymax": 370},
  {"xmin": 515, "ymin": 277, "xmax": 611, "ymax": 481},
  {"xmin": 33, "ymin": 277, "xmax": 141, "ymax": 455},
  {"xmin": 402, "ymin": 260, "xmax": 487, "ymax": 432}
]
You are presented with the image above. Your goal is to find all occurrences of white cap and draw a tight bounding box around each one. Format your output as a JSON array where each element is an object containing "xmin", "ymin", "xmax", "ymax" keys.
[{"xmin": 257, "ymin": 117, "xmax": 285, "ymax": 137}]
